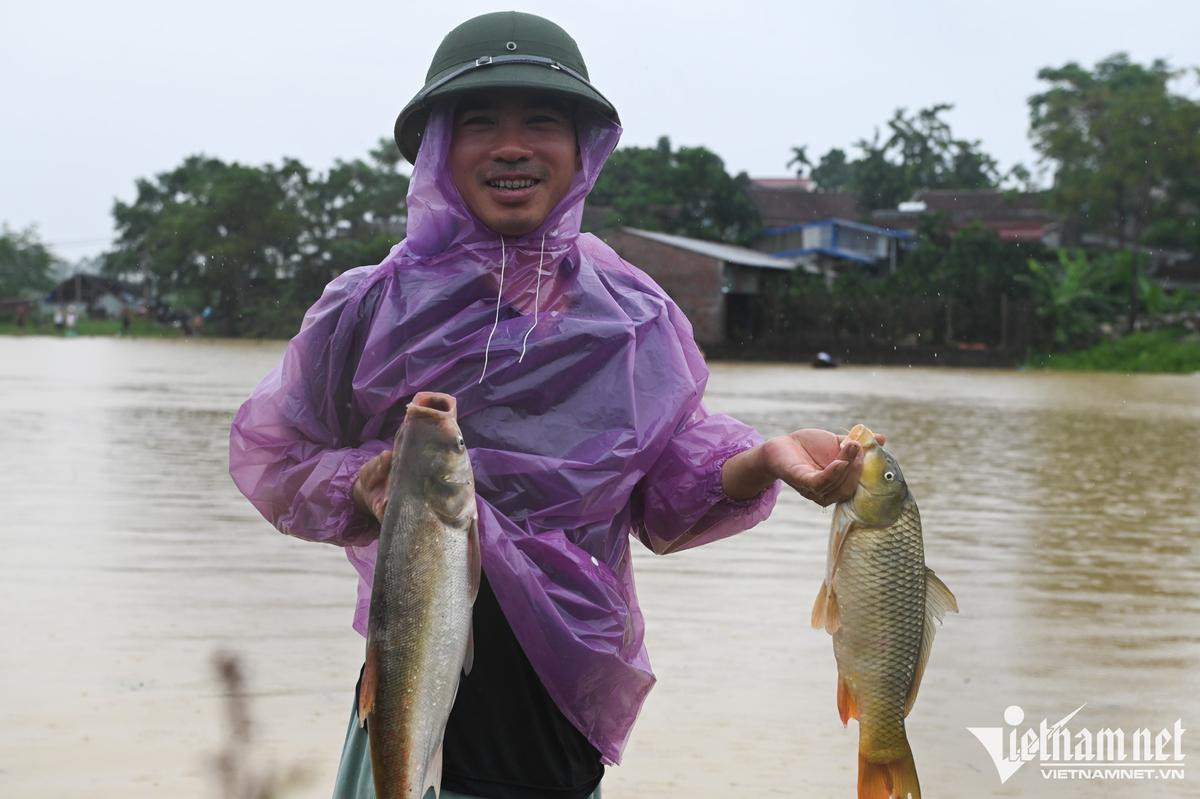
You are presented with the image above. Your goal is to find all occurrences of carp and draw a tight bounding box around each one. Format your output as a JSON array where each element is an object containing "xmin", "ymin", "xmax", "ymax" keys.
[
  {"xmin": 359, "ymin": 391, "xmax": 480, "ymax": 799},
  {"xmin": 812, "ymin": 424, "xmax": 957, "ymax": 799}
]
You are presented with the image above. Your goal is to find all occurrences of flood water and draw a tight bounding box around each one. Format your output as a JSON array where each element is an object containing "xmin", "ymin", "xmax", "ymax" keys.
[{"xmin": 2, "ymin": 336, "xmax": 1198, "ymax": 798}]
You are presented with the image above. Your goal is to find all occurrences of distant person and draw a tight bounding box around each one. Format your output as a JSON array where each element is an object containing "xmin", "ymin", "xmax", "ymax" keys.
[
  {"xmin": 230, "ymin": 12, "xmax": 874, "ymax": 799},
  {"xmin": 121, "ymin": 307, "xmax": 132, "ymax": 335},
  {"xmin": 53, "ymin": 305, "xmax": 64, "ymax": 333},
  {"xmin": 65, "ymin": 305, "xmax": 78, "ymax": 336},
  {"xmin": 14, "ymin": 303, "xmax": 28, "ymax": 329}
]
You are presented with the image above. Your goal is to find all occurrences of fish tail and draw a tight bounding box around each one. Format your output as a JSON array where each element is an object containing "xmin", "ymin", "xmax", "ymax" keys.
[{"xmin": 858, "ymin": 749, "xmax": 920, "ymax": 799}]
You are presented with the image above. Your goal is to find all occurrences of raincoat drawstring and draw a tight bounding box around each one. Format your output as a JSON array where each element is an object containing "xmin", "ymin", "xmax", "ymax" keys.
[
  {"xmin": 479, "ymin": 232, "xmax": 546, "ymax": 381},
  {"xmin": 519, "ymin": 233, "xmax": 546, "ymax": 363},
  {"xmin": 479, "ymin": 235, "xmax": 507, "ymax": 384}
]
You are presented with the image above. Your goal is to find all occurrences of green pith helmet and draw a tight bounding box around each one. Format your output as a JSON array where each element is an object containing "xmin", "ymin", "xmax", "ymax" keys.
[{"xmin": 394, "ymin": 11, "xmax": 619, "ymax": 164}]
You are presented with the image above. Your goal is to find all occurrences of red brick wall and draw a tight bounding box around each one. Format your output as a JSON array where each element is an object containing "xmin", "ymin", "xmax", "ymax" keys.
[{"xmin": 600, "ymin": 230, "xmax": 726, "ymax": 345}]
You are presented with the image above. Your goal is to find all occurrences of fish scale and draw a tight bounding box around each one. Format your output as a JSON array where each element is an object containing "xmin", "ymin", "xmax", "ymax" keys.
[{"xmin": 832, "ymin": 498, "xmax": 926, "ymax": 763}]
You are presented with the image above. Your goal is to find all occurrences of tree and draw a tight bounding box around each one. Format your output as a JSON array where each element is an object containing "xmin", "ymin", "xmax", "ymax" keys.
[
  {"xmin": 810, "ymin": 148, "xmax": 853, "ymax": 193},
  {"xmin": 1029, "ymin": 53, "xmax": 1200, "ymax": 330},
  {"xmin": 787, "ymin": 145, "xmax": 812, "ymax": 177},
  {"xmin": 105, "ymin": 156, "xmax": 310, "ymax": 336},
  {"xmin": 297, "ymin": 138, "xmax": 410, "ymax": 307},
  {"xmin": 790, "ymin": 104, "xmax": 1002, "ymax": 209},
  {"xmin": 0, "ymin": 225, "xmax": 61, "ymax": 298},
  {"xmin": 590, "ymin": 136, "xmax": 761, "ymax": 244},
  {"xmin": 104, "ymin": 140, "xmax": 410, "ymax": 337}
]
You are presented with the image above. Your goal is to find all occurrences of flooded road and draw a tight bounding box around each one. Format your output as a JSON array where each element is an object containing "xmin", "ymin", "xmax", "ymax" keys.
[{"xmin": 2, "ymin": 337, "xmax": 1197, "ymax": 797}]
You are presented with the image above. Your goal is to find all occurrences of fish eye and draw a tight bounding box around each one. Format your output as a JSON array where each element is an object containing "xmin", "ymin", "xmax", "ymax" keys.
[
  {"xmin": 884, "ymin": 471, "xmax": 895, "ymax": 481},
  {"xmin": 456, "ymin": 437, "xmax": 465, "ymax": 450}
]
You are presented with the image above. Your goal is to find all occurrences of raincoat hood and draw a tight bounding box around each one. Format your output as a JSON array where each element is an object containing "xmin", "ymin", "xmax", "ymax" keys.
[
  {"xmin": 404, "ymin": 102, "xmax": 619, "ymax": 257},
  {"xmin": 229, "ymin": 99, "xmax": 778, "ymax": 765}
]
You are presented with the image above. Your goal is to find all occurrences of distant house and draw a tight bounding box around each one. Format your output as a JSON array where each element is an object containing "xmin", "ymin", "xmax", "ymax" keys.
[
  {"xmin": 601, "ymin": 227, "xmax": 804, "ymax": 347},
  {"xmin": 750, "ymin": 176, "xmax": 813, "ymax": 192},
  {"xmin": 44, "ymin": 273, "xmax": 141, "ymax": 318},
  {"xmin": 746, "ymin": 183, "xmax": 859, "ymax": 228},
  {"xmin": 757, "ymin": 219, "xmax": 913, "ymax": 282},
  {"xmin": 870, "ymin": 190, "xmax": 1057, "ymax": 242}
]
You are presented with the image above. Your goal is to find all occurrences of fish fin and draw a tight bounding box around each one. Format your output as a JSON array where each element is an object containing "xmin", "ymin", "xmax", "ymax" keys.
[
  {"xmin": 357, "ymin": 643, "xmax": 378, "ymax": 729},
  {"xmin": 467, "ymin": 514, "xmax": 481, "ymax": 604},
  {"xmin": 821, "ymin": 503, "xmax": 856, "ymax": 601},
  {"xmin": 424, "ymin": 738, "xmax": 444, "ymax": 798},
  {"xmin": 462, "ymin": 625, "xmax": 475, "ymax": 676},
  {"xmin": 811, "ymin": 580, "xmax": 842, "ymax": 634},
  {"xmin": 859, "ymin": 749, "xmax": 921, "ymax": 799},
  {"xmin": 904, "ymin": 568, "xmax": 959, "ymax": 716},
  {"xmin": 837, "ymin": 671, "xmax": 860, "ymax": 726},
  {"xmin": 810, "ymin": 580, "xmax": 828, "ymax": 629}
]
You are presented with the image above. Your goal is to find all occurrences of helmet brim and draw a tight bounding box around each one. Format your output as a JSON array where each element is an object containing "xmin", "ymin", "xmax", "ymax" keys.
[{"xmin": 394, "ymin": 62, "xmax": 619, "ymax": 165}]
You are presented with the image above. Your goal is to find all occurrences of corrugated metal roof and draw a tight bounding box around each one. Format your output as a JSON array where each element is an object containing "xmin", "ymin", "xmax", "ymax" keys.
[{"xmin": 621, "ymin": 228, "xmax": 798, "ymax": 271}]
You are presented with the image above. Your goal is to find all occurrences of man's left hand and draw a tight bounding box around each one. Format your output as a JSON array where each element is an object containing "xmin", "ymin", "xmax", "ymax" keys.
[{"xmin": 721, "ymin": 429, "xmax": 885, "ymax": 506}]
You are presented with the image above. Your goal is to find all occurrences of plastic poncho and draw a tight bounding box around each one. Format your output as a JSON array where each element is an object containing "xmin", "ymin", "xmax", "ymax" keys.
[{"xmin": 228, "ymin": 103, "xmax": 780, "ymax": 764}]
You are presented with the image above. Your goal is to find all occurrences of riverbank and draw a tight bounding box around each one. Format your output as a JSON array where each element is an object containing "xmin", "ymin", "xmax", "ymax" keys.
[
  {"xmin": 7, "ymin": 321, "xmax": 1200, "ymax": 375},
  {"xmin": 1028, "ymin": 328, "xmax": 1200, "ymax": 374},
  {"xmin": 0, "ymin": 317, "xmax": 179, "ymax": 338}
]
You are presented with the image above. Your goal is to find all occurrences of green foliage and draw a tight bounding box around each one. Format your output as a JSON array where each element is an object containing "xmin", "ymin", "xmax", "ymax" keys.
[
  {"xmin": 1029, "ymin": 53, "xmax": 1200, "ymax": 329},
  {"xmin": 809, "ymin": 148, "xmax": 853, "ymax": 193},
  {"xmin": 1028, "ymin": 328, "xmax": 1200, "ymax": 373},
  {"xmin": 791, "ymin": 104, "xmax": 1002, "ymax": 208},
  {"xmin": 0, "ymin": 225, "xmax": 61, "ymax": 298},
  {"xmin": 1018, "ymin": 248, "xmax": 1200, "ymax": 351},
  {"xmin": 1020, "ymin": 249, "xmax": 1126, "ymax": 348},
  {"xmin": 104, "ymin": 140, "xmax": 409, "ymax": 338},
  {"xmin": 885, "ymin": 216, "xmax": 1044, "ymax": 343},
  {"xmin": 589, "ymin": 136, "xmax": 761, "ymax": 244},
  {"xmin": 1030, "ymin": 54, "xmax": 1199, "ymax": 247}
]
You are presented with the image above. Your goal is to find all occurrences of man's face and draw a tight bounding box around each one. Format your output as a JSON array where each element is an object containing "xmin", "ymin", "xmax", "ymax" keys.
[{"xmin": 449, "ymin": 90, "xmax": 580, "ymax": 237}]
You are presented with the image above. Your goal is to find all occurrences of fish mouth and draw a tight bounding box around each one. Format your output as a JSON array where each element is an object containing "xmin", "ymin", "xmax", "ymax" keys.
[
  {"xmin": 407, "ymin": 391, "xmax": 457, "ymax": 421},
  {"xmin": 847, "ymin": 423, "xmax": 880, "ymax": 449}
]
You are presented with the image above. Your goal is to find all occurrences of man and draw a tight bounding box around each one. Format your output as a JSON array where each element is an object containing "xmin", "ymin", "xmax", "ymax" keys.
[{"xmin": 229, "ymin": 12, "xmax": 868, "ymax": 799}]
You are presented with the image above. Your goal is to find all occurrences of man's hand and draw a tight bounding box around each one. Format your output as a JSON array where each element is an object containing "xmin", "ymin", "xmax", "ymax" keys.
[
  {"xmin": 721, "ymin": 429, "xmax": 885, "ymax": 507},
  {"xmin": 352, "ymin": 450, "xmax": 393, "ymax": 523}
]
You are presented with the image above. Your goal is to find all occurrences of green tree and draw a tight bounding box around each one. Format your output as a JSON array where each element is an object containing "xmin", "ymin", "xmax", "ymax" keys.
[
  {"xmin": 0, "ymin": 225, "xmax": 60, "ymax": 298},
  {"xmin": 104, "ymin": 141, "xmax": 410, "ymax": 337},
  {"xmin": 809, "ymin": 148, "xmax": 853, "ymax": 192},
  {"xmin": 105, "ymin": 155, "xmax": 310, "ymax": 336},
  {"xmin": 893, "ymin": 215, "xmax": 1043, "ymax": 344},
  {"xmin": 1029, "ymin": 53, "xmax": 1200, "ymax": 330},
  {"xmin": 590, "ymin": 136, "xmax": 761, "ymax": 244},
  {"xmin": 791, "ymin": 104, "xmax": 1001, "ymax": 209},
  {"xmin": 297, "ymin": 138, "xmax": 410, "ymax": 307}
]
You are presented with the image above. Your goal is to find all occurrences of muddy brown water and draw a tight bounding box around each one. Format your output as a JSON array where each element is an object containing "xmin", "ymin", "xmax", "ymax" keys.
[{"xmin": 2, "ymin": 337, "xmax": 1197, "ymax": 797}]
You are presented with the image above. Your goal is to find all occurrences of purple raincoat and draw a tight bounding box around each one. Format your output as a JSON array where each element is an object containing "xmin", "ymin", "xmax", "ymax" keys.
[{"xmin": 228, "ymin": 104, "xmax": 780, "ymax": 764}]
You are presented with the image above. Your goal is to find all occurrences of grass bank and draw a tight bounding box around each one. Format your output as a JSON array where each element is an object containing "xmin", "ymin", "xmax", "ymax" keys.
[
  {"xmin": 0, "ymin": 317, "xmax": 180, "ymax": 337},
  {"xmin": 1028, "ymin": 328, "xmax": 1200, "ymax": 374}
]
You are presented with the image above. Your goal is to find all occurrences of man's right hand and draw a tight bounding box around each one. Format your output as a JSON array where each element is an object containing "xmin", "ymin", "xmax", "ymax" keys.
[{"xmin": 352, "ymin": 450, "xmax": 393, "ymax": 523}]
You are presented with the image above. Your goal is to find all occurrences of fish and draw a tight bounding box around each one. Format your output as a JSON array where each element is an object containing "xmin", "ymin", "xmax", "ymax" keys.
[
  {"xmin": 811, "ymin": 424, "xmax": 957, "ymax": 799},
  {"xmin": 358, "ymin": 391, "xmax": 481, "ymax": 799}
]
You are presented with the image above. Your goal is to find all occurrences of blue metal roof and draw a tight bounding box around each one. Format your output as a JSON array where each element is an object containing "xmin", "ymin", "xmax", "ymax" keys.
[
  {"xmin": 761, "ymin": 218, "xmax": 914, "ymax": 239},
  {"xmin": 769, "ymin": 246, "xmax": 878, "ymax": 264}
]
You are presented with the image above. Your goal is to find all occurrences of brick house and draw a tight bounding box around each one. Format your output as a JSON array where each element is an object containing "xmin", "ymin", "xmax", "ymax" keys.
[{"xmin": 601, "ymin": 227, "xmax": 802, "ymax": 347}]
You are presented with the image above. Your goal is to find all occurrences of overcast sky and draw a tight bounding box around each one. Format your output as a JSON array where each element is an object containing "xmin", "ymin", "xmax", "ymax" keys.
[{"xmin": 3, "ymin": 0, "xmax": 1198, "ymax": 262}]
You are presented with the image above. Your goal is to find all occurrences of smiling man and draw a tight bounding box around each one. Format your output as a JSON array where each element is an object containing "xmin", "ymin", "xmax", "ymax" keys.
[
  {"xmin": 449, "ymin": 91, "xmax": 579, "ymax": 237},
  {"xmin": 230, "ymin": 11, "xmax": 868, "ymax": 799}
]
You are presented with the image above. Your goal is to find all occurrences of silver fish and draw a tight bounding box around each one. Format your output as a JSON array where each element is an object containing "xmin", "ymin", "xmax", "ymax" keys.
[{"xmin": 358, "ymin": 391, "xmax": 480, "ymax": 799}]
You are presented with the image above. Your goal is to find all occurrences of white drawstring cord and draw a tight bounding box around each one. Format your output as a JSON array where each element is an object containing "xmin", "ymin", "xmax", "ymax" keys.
[
  {"xmin": 478, "ymin": 235, "xmax": 507, "ymax": 384},
  {"xmin": 518, "ymin": 232, "xmax": 546, "ymax": 363}
]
